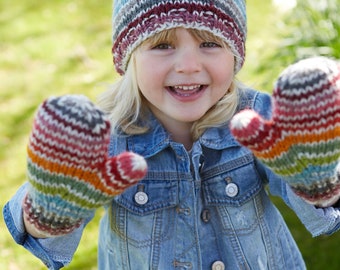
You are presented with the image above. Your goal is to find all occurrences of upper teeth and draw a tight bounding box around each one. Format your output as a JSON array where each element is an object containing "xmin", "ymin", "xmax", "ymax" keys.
[{"xmin": 173, "ymin": 85, "xmax": 200, "ymax": 91}]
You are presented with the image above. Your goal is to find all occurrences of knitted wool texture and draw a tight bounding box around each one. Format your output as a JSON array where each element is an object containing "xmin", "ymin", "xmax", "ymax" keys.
[
  {"xmin": 230, "ymin": 57, "xmax": 340, "ymax": 206},
  {"xmin": 24, "ymin": 95, "xmax": 147, "ymax": 236},
  {"xmin": 112, "ymin": 0, "xmax": 247, "ymax": 75}
]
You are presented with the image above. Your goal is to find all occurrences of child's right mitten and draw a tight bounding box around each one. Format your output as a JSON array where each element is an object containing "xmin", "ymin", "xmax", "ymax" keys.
[
  {"xmin": 23, "ymin": 95, "xmax": 147, "ymax": 237},
  {"xmin": 230, "ymin": 57, "xmax": 340, "ymax": 207}
]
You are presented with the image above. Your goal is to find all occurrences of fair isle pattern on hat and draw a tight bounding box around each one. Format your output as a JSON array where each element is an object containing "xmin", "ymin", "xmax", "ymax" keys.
[
  {"xmin": 112, "ymin": 0, "xmax": 246, "ymax": 75},
  {"xmin": 230, "ymin": 57, "xmax": 340, "ymax": 207},
  {"xmin": 23, "ymin": 95, "xmax": 147, "ymax": 236}
]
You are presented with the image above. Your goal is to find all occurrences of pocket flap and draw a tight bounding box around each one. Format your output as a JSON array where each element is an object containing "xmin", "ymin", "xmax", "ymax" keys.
[
  {"xmin": 114, "ymin": 178, "xmax": 178, "ymax": 215},
  {"xmin": 203, "ymin": 158, "xmax": 262, "ymax": 207}
]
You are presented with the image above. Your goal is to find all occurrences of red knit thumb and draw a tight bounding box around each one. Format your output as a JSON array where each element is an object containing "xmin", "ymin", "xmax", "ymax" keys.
[
  {"xmin": 102, "ymin": 152, "xmax": 147, "ymax": 196},
  {"xmin": 230, "ymin": 109, "xmax": 276, "ymax": 152}
]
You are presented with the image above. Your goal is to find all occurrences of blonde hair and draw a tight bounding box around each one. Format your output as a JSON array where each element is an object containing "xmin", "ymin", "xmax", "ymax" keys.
[{"xmin": 98, "ymin": 28, "xmax": 242, "ymax": 141}]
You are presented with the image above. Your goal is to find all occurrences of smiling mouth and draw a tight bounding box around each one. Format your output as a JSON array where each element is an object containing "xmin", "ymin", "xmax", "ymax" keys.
[{"xmin": 168, "ymin": 85, "xmax": 205, "ymax": 97}]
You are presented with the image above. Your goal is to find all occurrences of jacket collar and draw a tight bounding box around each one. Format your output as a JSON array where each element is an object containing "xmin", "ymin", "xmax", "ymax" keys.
[
  {"xmin": 127, "ymin": 114, "xmax": 171, "ymax": 158},
  {"xmin": 124, "ymin": 88, "xmax": 258, "ymax": 156},
  {"xmin": 126, "ymin": 113, "xmax": 239, "ymax": 158},
  {"xmin": 199, "ymin": 125, "xmax": 239, "ymax": 150}
]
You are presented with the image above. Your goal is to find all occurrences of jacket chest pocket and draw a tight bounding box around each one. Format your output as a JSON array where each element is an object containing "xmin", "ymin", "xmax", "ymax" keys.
[
  {"xmin": 202, "ymin": 157, "xmax": 264, "ymax": 233},
  {"xmin": 109, "ymin": 177, "xmax": 179, "ymax": 246},
  {"xmin": 114, "ymin": 178, "xmax": 178, "ymax": 215}
]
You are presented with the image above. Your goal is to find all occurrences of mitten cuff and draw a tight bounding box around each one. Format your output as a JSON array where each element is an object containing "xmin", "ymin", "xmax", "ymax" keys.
[
  {"xmin": 290, "ymin": 175, "xmax": 340, "ymax": 207},
  {"xmin": 23, "ymin": 194, "xmax": 84, "ymax": 237}
]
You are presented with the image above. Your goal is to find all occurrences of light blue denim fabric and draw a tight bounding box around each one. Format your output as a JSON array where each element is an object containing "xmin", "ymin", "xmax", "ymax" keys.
[{"xmin": 4, "ymin": 88, "xmax": 340, "ymax": 270}]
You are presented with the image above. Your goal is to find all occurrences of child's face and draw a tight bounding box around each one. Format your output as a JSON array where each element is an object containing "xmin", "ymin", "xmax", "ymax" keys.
[{"xmin": 135, "ymin": 28, "xmax": 235, "ymax": 130}]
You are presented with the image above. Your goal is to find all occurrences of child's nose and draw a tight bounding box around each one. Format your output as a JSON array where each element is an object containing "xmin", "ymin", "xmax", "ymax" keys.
[{"xmin": 174, "ymin": 47, "xmax": 202, "ymax": 73}]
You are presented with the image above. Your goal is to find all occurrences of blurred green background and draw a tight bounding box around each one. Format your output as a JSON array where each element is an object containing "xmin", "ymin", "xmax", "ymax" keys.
[{"xmin": 1, "ymin": 0, "xmax": 340, "ymax": 269}]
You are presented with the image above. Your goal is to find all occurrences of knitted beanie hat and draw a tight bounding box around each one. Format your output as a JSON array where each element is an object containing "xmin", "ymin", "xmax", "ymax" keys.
[
  {"xmin": 24, "ymin": 95, "xmax": 147, "ymax": 236},
  {"xmin": 112, "ymin": 0, "xmax": 247, "ymax": 75}
]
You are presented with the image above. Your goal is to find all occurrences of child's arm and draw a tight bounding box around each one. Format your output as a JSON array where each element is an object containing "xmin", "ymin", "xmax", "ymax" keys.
[
  {"xmin": 3, "ymin": 183, "xmax": 91, "ymax": 269},
  {"xmin": 3, "ymin": 94, "xmax": 147, "ymax": 269},
  {"xmin": 24, "ymin": 211, "xmax": 50, "ymax": 238}
]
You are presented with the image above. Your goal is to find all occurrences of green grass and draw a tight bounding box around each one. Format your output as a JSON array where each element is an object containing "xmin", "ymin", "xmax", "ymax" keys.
[
  {"xmin": 1, "ymin": 1, "xmax": 340, "ymax": 269},
  {"xmin": 255, "ymin": 0, "xmax": 340, "ymax": 91}
]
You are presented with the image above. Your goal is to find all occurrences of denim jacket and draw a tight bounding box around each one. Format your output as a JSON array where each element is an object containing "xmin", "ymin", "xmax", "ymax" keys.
[{"xmin": 4, "ymin": 88, "xmax": 340, "ymax": 270}]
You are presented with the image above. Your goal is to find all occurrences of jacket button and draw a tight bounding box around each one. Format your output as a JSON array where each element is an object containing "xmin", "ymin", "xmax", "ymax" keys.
[
  {"xmin": 225, "ymin": 183, "xmax": 238, "ymax": 197},
  {"xmin": 201, "ymin": 209, "xmax": 211, "ymax": 223},
  {"xmin": 212, "ymin": 260, "xmax": 225, "ymax": 270},
  {"xmin": 134, "ymin": 191, "xmax": 148, "ymax": 205}
]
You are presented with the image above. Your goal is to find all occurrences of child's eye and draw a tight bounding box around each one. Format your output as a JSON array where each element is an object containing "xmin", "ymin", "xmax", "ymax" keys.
[
  {"xmin": 201, "ymin": 42, "xmax": 222, "ymax": 48},
  {"xmin": 152, "ymin": 43, "xmax": 173, "ymax": 50}
]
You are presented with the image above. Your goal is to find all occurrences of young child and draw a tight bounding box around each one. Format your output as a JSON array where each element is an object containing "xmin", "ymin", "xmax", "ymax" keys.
[{"xmin": 4, "ymin": 0, "xmax": 340, "ymax": 269}]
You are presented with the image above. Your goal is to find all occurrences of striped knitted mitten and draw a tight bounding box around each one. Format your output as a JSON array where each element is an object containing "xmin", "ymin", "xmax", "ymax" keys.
[
  {"xmin": 230, "ymin": 56, "xmax": 340, "ymax": 207},
  {"xmin": 23, "ymin": 95, "xmax": 147, "ymax": 236}
]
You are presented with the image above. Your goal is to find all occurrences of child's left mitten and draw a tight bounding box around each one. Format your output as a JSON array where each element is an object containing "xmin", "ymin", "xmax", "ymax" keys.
[{"xmin": 230, "ymin": 57, "xmax": 340, "ymax": 207}]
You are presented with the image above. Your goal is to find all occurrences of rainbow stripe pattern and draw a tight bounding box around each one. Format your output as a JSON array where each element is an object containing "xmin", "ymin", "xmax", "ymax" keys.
[
  {"xmin": 24, "ymin": 95, "xmax": 147, "ymax": 236},
  {"xmin": 230, "ymin": 57, "xmax": 340, "ymax": 206},
  {"xmin": 111, "ymin": 0, "xmax": 246, "ymax": 75}
]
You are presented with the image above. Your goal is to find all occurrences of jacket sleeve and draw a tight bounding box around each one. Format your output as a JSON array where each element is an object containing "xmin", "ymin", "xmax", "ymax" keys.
[
  {"xmin": 267, "ymin": 166, "xmax": 340, "ymax": 237},
  {"xmin": 3, "ymin": 182, "xmax": 93, "ymax": 270}
]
